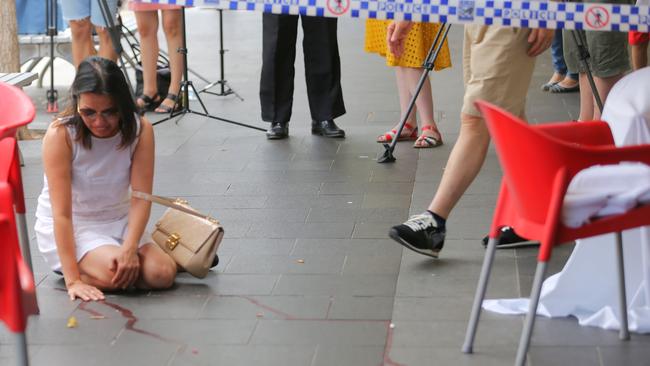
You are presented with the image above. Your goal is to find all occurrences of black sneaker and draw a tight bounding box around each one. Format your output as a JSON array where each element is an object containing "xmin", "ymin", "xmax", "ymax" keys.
[
  {"xmin": 389, "ymin": 212, "xmax": 445, "ymax": 258},
  {"xmin": 481, "ymin": 227, "xmax": 539, "ymax": 249}
]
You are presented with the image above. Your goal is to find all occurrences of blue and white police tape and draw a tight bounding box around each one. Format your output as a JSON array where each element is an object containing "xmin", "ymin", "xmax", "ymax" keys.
[{"xmin": 139, "ymin": 0, "xmax": 650, "ymax": 32}]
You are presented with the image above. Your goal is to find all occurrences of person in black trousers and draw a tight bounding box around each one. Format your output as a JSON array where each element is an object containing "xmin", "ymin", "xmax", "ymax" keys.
[{"xmin": 260, "ymin": 13, "xmax": 346, "ymax": 139}]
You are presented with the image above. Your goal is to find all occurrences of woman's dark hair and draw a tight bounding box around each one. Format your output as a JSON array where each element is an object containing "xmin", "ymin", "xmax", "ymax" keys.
[{"xmin": 58, "ymin": 56, "xmax": 138, "ymax": 149}]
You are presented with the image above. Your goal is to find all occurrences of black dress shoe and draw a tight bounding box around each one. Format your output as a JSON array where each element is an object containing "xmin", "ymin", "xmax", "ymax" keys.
[
  {"xmin": 266, "ymin": 122, "xmax": 289, "ymax": 139},
  {"xmin": 312, "ymin": 119, "xmax": 345, "ymax": 138}
]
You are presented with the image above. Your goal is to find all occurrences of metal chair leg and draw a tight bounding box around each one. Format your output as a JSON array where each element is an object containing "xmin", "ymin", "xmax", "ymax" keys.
[
  {"xmin": 615, "ymin": 231, "xmax": 630, "ymax": 340},
  {"xmin": 15, "ymin": 332, "xmax": 29, "ymax": 366},
  {"xmin": 515, "ymin": 261, "xmax": 547, "ymax": 366},
  {"xmin": 462, "ymin": 237, "xmax": 499, "ymax": 353},
  {"xmin": 15, "ymin": 213, "xmax": 33, "ymax": 273}
]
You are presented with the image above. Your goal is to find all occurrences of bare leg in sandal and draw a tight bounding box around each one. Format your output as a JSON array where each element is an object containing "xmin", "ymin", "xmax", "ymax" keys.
[
  {"xmin": 134, "ymin": 10, "xmax": 163, "ymax": 110},
  {"xmin": 399, "ymin": 66, "xmax": 443, "ymax": 148},
  {"xmin": 155, "ymin": 9, "xmax": 183, "ymax": 113},
  {"xmin": 377, "ymin": 67, "xmax": 419, "ymax": 142}
]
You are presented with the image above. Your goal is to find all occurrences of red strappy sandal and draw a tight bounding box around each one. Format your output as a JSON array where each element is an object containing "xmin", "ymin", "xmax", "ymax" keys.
[
  {"xmin": 413, "ymin": 125, "xmax": 443, "ymax": 148},
  {"xmin": 376, "ymin": 123, "xmax": 418, "ymax": 143}
]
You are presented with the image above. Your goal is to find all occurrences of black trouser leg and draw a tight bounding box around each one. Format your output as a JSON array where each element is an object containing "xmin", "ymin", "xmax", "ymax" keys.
[
  {"xmin": 301, "ymin": 16, "xmax": 346, "ymax": 122},
  {"xmin": 260, "ymin": 13, "xmax": 298, "ymax": 123}
]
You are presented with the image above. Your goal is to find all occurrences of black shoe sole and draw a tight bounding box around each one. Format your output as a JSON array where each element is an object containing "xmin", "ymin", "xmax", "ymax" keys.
[
  {"xmin": 389, "ymin": 228, "xmax": 439, "ymax": 258},
  {"xmin": 311, "ymin": 129, "xmax": 345, "ymax": 138},
  {"xmin": 266, "ymin": 134, "xmax": 288, "ymax": 140}
]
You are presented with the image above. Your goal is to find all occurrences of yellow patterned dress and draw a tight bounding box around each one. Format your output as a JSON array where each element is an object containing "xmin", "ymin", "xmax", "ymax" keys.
[{"xmin": 364, "ymin": 19, "xmax": 452, "ymax": 70}]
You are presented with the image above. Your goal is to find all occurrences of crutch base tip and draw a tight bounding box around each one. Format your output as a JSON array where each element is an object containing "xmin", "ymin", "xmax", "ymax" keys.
[
  {"xmin": 461, "ymin": 345, "xmax": 473, "ymax": 354},
  {"xmin": 377, "ymin": 145, "xmax": 396, "ymax": 163}
]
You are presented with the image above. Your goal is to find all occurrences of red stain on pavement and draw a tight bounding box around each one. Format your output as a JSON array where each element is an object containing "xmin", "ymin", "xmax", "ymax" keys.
[
  {"xmin": 99, "ymin": 299, "xmax": 183, "ymax": 346},
  {"xmin": 383, "ymin": 323, "xmax": 406, "ymax": 366},
  {"xmin": 239, "ymin": 295, "xmax": 298, "ymax": 320}
]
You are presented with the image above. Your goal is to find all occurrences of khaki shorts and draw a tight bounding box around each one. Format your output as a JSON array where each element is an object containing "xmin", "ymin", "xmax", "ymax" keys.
[{"xmin": 462, "ymin": 25, "xmax": 536, "ymax": 118}]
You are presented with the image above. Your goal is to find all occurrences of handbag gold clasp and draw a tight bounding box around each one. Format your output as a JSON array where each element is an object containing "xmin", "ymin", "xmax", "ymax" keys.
[{"xmin": 166, "ymin": 233, "xmax": 181, "ymax": 251}]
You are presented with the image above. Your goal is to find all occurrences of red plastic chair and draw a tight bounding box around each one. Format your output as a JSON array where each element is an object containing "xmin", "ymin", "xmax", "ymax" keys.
[
  {"xmin": 0, "ymin": 179, "xmax": 38, "ymax": 366},
  {"xmin": 462, "ymin": 101, "xmax": 650, "ymax": 366},
  {"xmin": 0, "ymin": 83, "xmax": 36, "ymax": 274},
  {"xmin": 0, "ymin": 82, "xmax": 36, "ymax": 139}
]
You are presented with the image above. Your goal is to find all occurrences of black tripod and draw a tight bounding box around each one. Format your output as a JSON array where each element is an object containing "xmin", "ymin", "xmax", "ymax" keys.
[
  {"xmin": 199, "ymin": 9, "xmax": 243, "ymax": 101},
  {"xmin": 45, "ymin": 0, "xmax": 58, "ymax": 112},
  {"xmin": 378, "ymin": 23, "xmax": 452, "ymax": 163},
  {"xmin": 153, "ymin": 7, "xmax": 263, "ymax": 130}
]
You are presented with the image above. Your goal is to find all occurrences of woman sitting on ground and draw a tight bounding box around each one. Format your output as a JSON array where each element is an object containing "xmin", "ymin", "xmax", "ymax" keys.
[{"xmin": 35, "ymin": 57, "xmax": 177, "ymax": 302}]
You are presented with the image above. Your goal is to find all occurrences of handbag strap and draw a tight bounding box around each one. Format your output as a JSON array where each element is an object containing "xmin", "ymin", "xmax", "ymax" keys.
[{"xmin": 132, "ymin": 191, "xmax": 220, "ymax": 224}]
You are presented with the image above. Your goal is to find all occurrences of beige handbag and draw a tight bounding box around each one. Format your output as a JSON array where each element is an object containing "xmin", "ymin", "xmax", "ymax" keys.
[{"xmin": 132, "ymin": 191, "xmax": 224, "ymax": 279}]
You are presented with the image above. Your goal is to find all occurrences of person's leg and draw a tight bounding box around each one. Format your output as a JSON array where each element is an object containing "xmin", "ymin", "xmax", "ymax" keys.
[
  {"xmin": 428, "ymin": 113, "xmax": 488, "ymax": 216},
  {"xmin": 390, "ymin": 25, "xmax": 535, "ymax": 256},
  {"xmin": 301, "ymin": 16, "xmax": 346, "ymax": 122},
  {"xmin": 77, "ymin": 245, "xmax": 124, "ymax": 291},
  {"xmin": 577, "ymin": 73, "xmax": 595, "ymax": 121},
  {"xmin": 135, "ymin": 244, "xmax": 176, "ymax": 290},
  {"xmin": 543, "ymin": 29, "xmax": 567, "ymax": 89},
  {"xmin": 377, "ymin": 67, "xmax": 418, "ymax": 142},
  {"xmin": 584, "ymin": 26, "xmax": 630, "ymax": 120},
  {"xmin": 90, "ymin": 0, "xmax": 118, "ymax": 62},
  {"xmin": 68, "ymin": 18, "xmax": 96, "ymax": 68},
  {"xmin": 156, "ymin": 9, "xmax": 184, "ymax": 112},
  {"xmin": 260, "ymin": 14, "xmax": 299, "ymax": 124},
  {"xmin": 592, "ymin": 73, "xmax": 624, "ymax": 120},
  {"xmin": 134, "ymin": 10, "xmax": 161, "ymax": 108},
  {"xmin": 400, "ymin": 67, "xmax": 443, "ymax": 147},
  {"xmin": 60, "ymin": 0, "xmax": 95, "ymax": 67}
]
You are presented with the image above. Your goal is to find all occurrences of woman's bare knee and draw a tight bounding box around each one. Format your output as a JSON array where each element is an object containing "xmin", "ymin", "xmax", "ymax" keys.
[{"xmin": 141, "ymin": 258, "xmax": 176, "ymax": 289}]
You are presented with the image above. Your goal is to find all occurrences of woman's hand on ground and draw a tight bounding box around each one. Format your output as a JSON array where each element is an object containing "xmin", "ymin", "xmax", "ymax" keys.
[
  {"xmin": 67, "ymin": 280, "xmax": 105, "ymax": 302},
  {"xmin": 111, "ymin": 246, "xmax": 140, "ymax": 289}
]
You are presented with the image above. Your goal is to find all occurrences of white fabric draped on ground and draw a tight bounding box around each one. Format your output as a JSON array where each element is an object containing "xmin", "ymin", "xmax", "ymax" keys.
[{"xmin": 482, "ymin": 67, "xmax": 650, "ymax": 333}]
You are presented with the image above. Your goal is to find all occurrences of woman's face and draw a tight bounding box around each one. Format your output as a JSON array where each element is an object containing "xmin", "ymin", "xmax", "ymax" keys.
[{"xmin": 77, "ymin": 92, "xmax": 120, "ymax": 138}]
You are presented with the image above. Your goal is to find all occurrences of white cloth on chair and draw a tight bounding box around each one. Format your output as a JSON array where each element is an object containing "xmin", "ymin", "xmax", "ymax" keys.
[
  {"xmin": 483, "ymin": 67, "xmax": 650, "ymax": 333},
  {"xmin": 562, "ymin": 162, "xmax": 650, "ymax": 228}
]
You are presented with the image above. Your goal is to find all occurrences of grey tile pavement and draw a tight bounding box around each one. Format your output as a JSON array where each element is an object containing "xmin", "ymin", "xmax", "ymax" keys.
[{"xmin": 4, "ymin": 7, "xmax": 650, "ymax": 366}]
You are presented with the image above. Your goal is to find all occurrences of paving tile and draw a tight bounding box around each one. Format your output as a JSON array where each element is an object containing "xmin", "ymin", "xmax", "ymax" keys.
[
  {"xmin": 328, "ymin": 296, "xmax": 394, "ymax": 320},
  {"xmin": 599, "ymin": 345, "xmax": 650, "ymax": 366},
  {"xmin": 31, "ymin": 344, "xmax": 177, "ymax": 366},
  {"xmin": 199, "ymin": 295, "xmax": 331, "ymax": 320},
  {"xmin": 273, "ymin": 274, "xmax": 398, "ymax": 296},
  {"xmin": 390, "ymin": 319, "xmax": 522, "ymax": 348},
  {"xmin": 250, "ymin": 320, "xmax": 388, "ymax": 346},
  {"xmin": 312, "ymin": 345, "xmax": 385, "ymax": 366},
  {"xmin": 169, "ymin": 274, "xmax": 279, "ymax": 296},
  {"xmin": 527, "ymin": 346, "xmax": 601, "ymax": 366},
  {"xmin": 388, "ymin": 346, "xmax": 518, "ymax": 366},
  {"xmin": 225, "ymin": 254, "xmax": 346, "ymax": 274},
  {"xmin": 246, "ymin": 222, "xmax": 354, "ymax": 239},
  {"xmin": 218, "ymin": 238, "xmax": 296, "ymax": 256},
  {"xmin": 169, "ymin": 345, "xmax": 317, "ymax": 366}
]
